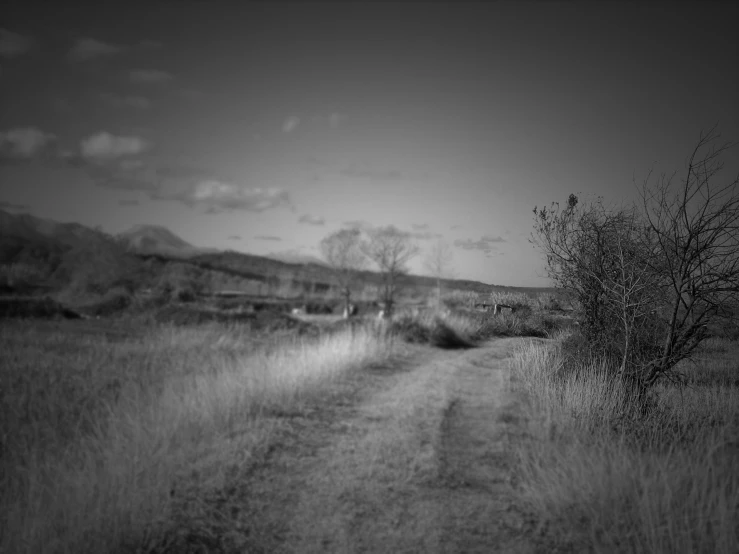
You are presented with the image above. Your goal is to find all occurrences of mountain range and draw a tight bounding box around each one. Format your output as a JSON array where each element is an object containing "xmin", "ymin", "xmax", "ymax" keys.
[{"xmin": 0, "ymin": 209, "xmax": 546, "ymax": 300}]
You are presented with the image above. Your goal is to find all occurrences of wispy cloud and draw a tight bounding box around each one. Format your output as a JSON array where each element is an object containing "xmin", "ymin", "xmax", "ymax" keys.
[
  {"xmin": 99, "ymin": 93, "xmax": 152, "ymax": 109},
  {"xmin": 228, "ymin": 235, "xmax": 242, "ymax": 241},
  {"xmin": 129, "ymin": 69, "xmax": 173, "ymax": 84},
  {"xmin": 68, "ymin": 38, "xmax": 123, "ymax": 62},
  {"xmin": 298, "ymin": 214, "xmax": 325, "ymax": 226},
  {"xmin": 118, "ymin": 199, "xmax": 140, "ymax": 206},
  {"xmin": 254, "ymin": 235, "xmax": 282, "ymax": 241},
  {"xmin": 80, "ymin": 132, "xmax": 149, "ymax": 160},
  {"xmin": 481, "ymin": 234, "xmax": 506, "ymax": 243},
  {"xmin": 0, "ymin": 28, "xmax": 34, "ymax": 58},
  {"xmin": 282, "ymin": 116, "xmax": 300, "ymax": 133},
  {"xmin": 153, "ymin": 181, "xmax": 291, "ymax": 214},
  {"xmin": 0, "ymin": 199, "xmax": 30, "ymax": 212},
  {"xmin": 450, "ymin": 225, "xmax": 463, "ymax": 230},
  {"xmin": 72, "ymin": 132, "xmax": 154, "ymax": 191},
  {"xmin": 0, "ymin": 127, "xmax": 56, "ymax": 158},
  {"xmin": 412, "ymin": 223, "xmax": 430, "ymax": 231},
  {"xmin": 454, "ymin": 235, "xmax": 506, "ymax": 256}
]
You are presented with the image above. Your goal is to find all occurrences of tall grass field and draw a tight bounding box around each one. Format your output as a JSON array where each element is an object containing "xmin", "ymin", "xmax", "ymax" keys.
[
  {"xmin": 0, "ymin": 320, "xmax": 392, "ymax": 553},
  {"xmin": 509, "ymin": 334, "xmax": 739, "ymax": 553}
]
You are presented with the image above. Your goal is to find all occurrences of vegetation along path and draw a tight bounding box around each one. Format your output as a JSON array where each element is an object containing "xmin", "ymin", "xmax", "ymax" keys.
[{"xmin": 183, "ymin": 337, "xmax": 541, "ymax": 553}]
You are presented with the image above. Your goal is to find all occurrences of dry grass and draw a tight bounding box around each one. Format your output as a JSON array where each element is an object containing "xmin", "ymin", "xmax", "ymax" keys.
[
  {"xmin": 509, "ymin": 335, "xmax": 739, "ymax": 553},
  {"xmin": 0, "ymin": 320, "xmax": 392, "ymax": 554},
  {"xmin": 388, "ymin": 308, "xmax": 479, "ymax": 349},
  {"xmin": 488, "ymin": 290, "xmax": 536, "ymax": 308}
]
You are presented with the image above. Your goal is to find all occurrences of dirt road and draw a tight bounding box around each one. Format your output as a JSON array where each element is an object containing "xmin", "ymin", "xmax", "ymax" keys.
[{"xmin": 194, "ymin": 338, "xmax": 540, "ymax": 553}]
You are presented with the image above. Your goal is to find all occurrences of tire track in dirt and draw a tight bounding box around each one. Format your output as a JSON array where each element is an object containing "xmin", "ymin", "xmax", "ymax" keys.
[
  {"xmin": 436, "ymin": 338, "xmax": 539, "ymax": 553},
  {"xmin": 210, "ymin": 339, "xmax": 539, "ymax": 553}
]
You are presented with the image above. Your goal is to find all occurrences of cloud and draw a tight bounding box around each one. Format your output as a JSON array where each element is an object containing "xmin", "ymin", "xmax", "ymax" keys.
[
  {"xmin": 254, "ymin": 235, "xmax": 282, "ymax": 241},
  {"xmin": 118, "ymin": 199, "xmax": 140, "ymax": 206},
  {"xmin": 0, "ymin": 28, "xmax": 33, "ymax": 58},
  {"xmin": 328, "ymin": 112, "xmax": 345, "ymax": 129},
  {"xmin": 0, "ymin": 199, "xmax": 30, "ymax": 212},
  {"xmin": 282, "ymin": 116, "xmax": 300, "ymax": 133},
  {"xmin": 412, "ymin": 223, "xmax": 430, "ymax": 231},
  {"xmin": 129, "ymin": 69, "xmax": 173, "ymax": 84},
  {"xmin": 481, "ymin": 234, "xmax": 506, "ymax": 243},
  {"xmin": 450, "ymin": 224, "xmax": 463, "ymax": 230},
  {"xmin": 454, "ymin": 235, "xmax": 507, "ymax": 256},
  {"xmin": 68, "ymin": 38, "xmax": 123, "ymax": 62},
  {"xmin": 0, "ymin": 127, "xmax": 56, "ymax": 158},
  {"xmin": 228, "ymin": 235, "xmax": 242, "ymax": 241},
  {"xmin": 80, "ymin": 132, "xmax": 149, "ymax": 160},
  {"xmin": 153, "ymin": 181, "xmax": 291, "ymax": 214},
  {"xmin": 99, "ymin": 93, "xmax": 152, "ymax": 109},
  {"xmin": 298, "ymin": 214, "xmax": 325, "ymax": 226}
]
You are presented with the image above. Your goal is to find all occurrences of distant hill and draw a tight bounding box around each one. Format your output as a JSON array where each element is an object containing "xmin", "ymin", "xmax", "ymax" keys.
[
  {"xmin": 265, "ymin": 251, "xmax": 330, "ymax": 267},
  {"xmin": 0, "ymin": 209, "xmax": 105, "ymax": 249},
  {"xmin": 0, "ymin": 209, "xmax": 550, "ymax": 304},
  {"xmin": 117, "ymin": 224, "xmax": 217, "ymax": 257},
  {"xmin": 0, "ymin": 209, "xmax": 144, "ymax": 294}
]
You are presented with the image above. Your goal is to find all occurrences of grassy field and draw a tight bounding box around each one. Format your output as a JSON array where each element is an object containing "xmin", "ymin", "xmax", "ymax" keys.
[
  {"xmin": 509, "ymin": 334, "xmax": 739, "ymax": 553},
  {"xmin": 11, "ymin": 294, "xmax": 732, "ymax": 553},
  {"xmin": 1, "ymin": 300, "xmax": 516, "ymax": 553},
  {"xmin": 0, "ymin": 317, "xmax": 395, "ymax": 553}
]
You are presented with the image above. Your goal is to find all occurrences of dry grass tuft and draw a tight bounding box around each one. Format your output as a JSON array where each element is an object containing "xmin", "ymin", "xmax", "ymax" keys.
[{"xmin": 509, "ymin": 336, "xmax": 739, "ymax": 553}]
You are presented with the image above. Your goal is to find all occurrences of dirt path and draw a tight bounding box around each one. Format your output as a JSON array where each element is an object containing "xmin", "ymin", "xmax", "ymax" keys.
[
  {"xmin": 199, "ymin": 338, "xmax": 540, "ymax": 553},
  {"xmin": 437, "ymin": 340, "xmax": 539, "ymax": 553}
]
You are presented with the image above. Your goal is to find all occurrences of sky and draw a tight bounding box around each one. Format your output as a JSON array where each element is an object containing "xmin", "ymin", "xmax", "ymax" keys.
[{"xmin": 1, "ymin": 2, "xmax": 737, "ymax": 287}]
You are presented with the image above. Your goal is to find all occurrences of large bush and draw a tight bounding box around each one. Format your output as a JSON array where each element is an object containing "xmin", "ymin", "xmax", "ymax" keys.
[{"xmin": 532, "ymin": 129, "xmax": 739, "ymax": 391}]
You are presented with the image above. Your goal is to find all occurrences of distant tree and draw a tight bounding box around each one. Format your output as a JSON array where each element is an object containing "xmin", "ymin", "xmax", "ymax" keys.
[
  {"xmin": 320, "ymin": 228, "xmax": 368, "ymax": 315},
  {"xmin": 0, "ymin": 262, "xmax": 47, "ymax": 293},
  {"xmin": 362, "ymin": 225, "xmax": 420, "ymax": 318},
  {"xmin": 423, "ymin": 238, "xmax": 455, "ymax": 309}
]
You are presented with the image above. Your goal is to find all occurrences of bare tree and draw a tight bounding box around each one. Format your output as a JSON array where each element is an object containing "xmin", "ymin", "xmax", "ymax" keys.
[
  {"xmin": 423, "ymin": 238, "xmax": 454, "ymax": 309},
  {"xmin": 362, "ymin": 225, "xmax": 420, "ymax": 318},
  {"xmin": 591, "ymin": 208, "xmax": 665, "ymax": 376},
  {"xmin": 639, "ymin": 125, "xmax": 739, "ymax": 385},
  {"xmin": 532, "ymin": 126, "xmax": 739, "ymax": 393},
  {"xmin": 320, "ymin": 228, "xmax": 367, "ymax": 316}
]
